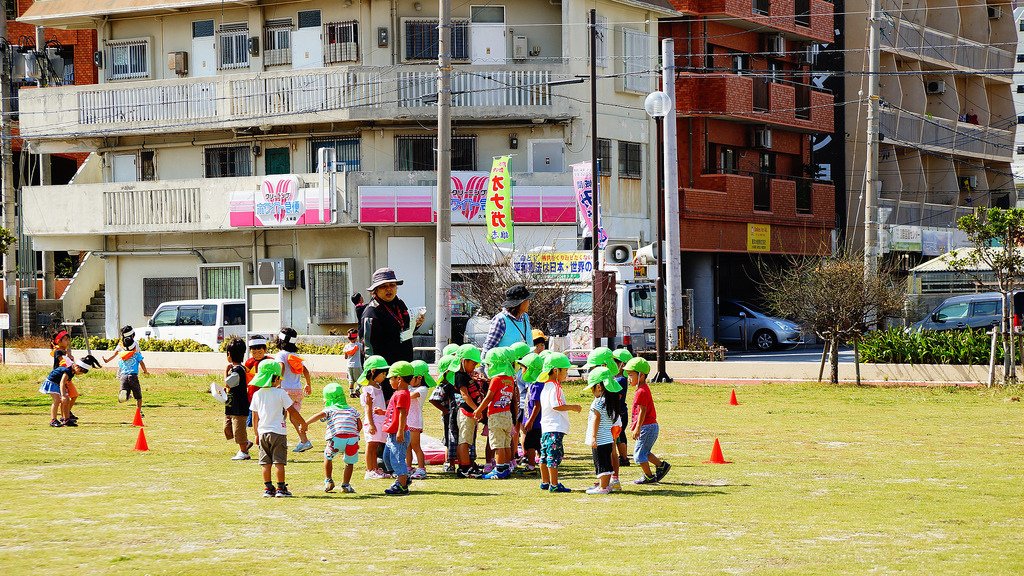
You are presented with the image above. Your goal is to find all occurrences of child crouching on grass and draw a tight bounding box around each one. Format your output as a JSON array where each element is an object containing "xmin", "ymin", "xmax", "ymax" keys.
[
  {"xmin": 584, "ymin": 366, "xmax": 623, "ymax": 494},
  {"xmin": 306, "ymin": 383, "xmax": 362, "ymax": 494},
  {"xmin": 624, "ymin": 357, "xmax": 670, "ymax": 484},
  {"xmin": 40, "ymin": 359, "xmax": 90, "ymax": 427},
  {"xmin": 538, "ymin": 352, "xmax": 581, "ymax": 493},
  {"xmin": 249, "ymin": 359, "xmax": 302, "ymax": 498}
]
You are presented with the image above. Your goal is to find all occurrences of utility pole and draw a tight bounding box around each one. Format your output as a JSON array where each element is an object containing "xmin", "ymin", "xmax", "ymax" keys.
[
  {"xmin": 0, "ymin": 0, "xmax": 17, "ymax": 327},
  {"xmin": 863, "ymin": 0, "xmax": 881, "ymax": 278},
  {"xmin": 434, "ymin": 0, "xmax": 452, "ymax": 358},
  {"xmin": 589, "ymin": 8, "xmax": 601, "ymax": 348},
  {"xmin": 662, "ymin": 38, "xmax": 682, "ymax": 349},
  {"xmin": 36, "ymin": 25, "xmax": 53, "ymax": 300}
]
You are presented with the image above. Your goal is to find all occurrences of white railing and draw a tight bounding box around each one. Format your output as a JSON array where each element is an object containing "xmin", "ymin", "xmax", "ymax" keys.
[
  {"xmin": 79, "ymin": 82, "xmax": 218, "ymax": 125},
  {"xmin": 882, "ymin": 108, "xmax": 1012, "ymax": 160},
  {"xmin": 884, "ymin": 20, "xmax": 1012, "ymax": 77},
  {"xmin": 104, "ymin": 187, "xmax": 202, "ymax": 228},
  {"xmin": 398, "ymin": 69, "xmax": 552, "ymax": 108}
]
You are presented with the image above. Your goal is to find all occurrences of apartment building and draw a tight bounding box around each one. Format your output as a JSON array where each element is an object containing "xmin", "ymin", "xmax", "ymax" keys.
[
  {"xmin": 843, "ymin": 0, "xmax": 1015, "ymax": 261},
  {"xmin": 660, "ymin": 0, "xmax": 837, "ymax": 340},
  {"xmin": 17, "ymin": 0, "xmax": 677, "ymax": 339}
]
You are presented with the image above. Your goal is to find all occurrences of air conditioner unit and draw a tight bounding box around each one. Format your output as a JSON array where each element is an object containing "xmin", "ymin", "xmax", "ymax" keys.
[
  {"xmin": 513, "ymin": 35, "xmax": 528, "ymax": 61},
  {"xmin": 926, "ymin": 80, "xmax": 945, "ymax": 94},
  {"xmin": 764, "ymin": 34, "xmax": 785, "ymax": 57},
  {"xmin": 733, "ymin": 54, "xmax": 747, "ymax": 74},
  {"xmin": 754, "ymin": 128, "xmax": 773, "ymax": 149},
  {"xmin": 988, "ymin": 5, "xmax": 1001, "ymax": 19},
  {"xmin": 603, "ymin": 243, "xmax": 634, "ymax": 265},
  {"xmin": 257, "ymin": 258, "xmax": 297, "ymax": 290},
  {"xmin": 802, "ymin": 44, "xmax": 820, "ymax": 65},
  {"xmin": 960, "ymin": 175, "xmax": 978, "ymax": 189}
]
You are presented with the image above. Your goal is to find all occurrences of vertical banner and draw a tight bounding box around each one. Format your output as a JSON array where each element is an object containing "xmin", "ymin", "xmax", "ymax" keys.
[
  {"xmin": 571, "ymin": 162, "xmax": 607, "ymax": 247},
  {"xmin": 486, "ymin": 155, "xmax": 514, "ymax": 244}
]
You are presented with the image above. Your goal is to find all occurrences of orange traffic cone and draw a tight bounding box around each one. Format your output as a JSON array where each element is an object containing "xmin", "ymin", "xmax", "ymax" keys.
[
  {"xmin": 704, "ymin": 438, "xmax": 732, "ymax": 464},
  {"xmin": 132, "ymin": 407, "xmax": 144, "ymax": 427},
  {"xmin": 134, "ymin": 428, "xmax": 149, "ymax": 452},
  {"xmin": 729, "ymin": 389, "xmax": 739, "ymax": 406}
]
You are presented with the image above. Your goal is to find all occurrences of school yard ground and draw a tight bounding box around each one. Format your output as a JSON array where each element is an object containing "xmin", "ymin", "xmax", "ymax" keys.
[{"xmin": 1, "ymin": 367, "xmax": 1021, "ymax": 575}]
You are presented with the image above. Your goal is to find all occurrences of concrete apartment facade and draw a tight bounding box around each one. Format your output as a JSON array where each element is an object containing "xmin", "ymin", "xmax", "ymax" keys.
[{"xmin": 17, "ymin": 0, "xmax": 677, "ymax": 339}]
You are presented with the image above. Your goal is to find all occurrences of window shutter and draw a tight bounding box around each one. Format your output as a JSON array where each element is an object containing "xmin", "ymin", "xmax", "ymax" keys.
[
  {"xmin": 309, "ymin": 261, "xmax": 351, "ymax": 324},
  {"xmin": 143, "ymin": 278, "xmax": 198, "ymax": 316},
  {"xmin": 199, "ymin": 265, "xmax": 243, "ymax": 299}
]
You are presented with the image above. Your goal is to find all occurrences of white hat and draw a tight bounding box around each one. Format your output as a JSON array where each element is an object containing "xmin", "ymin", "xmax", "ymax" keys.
[{"xmin": 248, "ymin": 335, "xmax": 268, "ymax": 347}]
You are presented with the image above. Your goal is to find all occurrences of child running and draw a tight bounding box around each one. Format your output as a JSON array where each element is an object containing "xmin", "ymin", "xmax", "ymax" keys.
[
  {"xmin": 474, "ymin": 347, "xmax": 517, "ymax": 480},
  {"xmin": 584, "ymin": 366, "xmax": 623, "ymax": 494},
  {"xmin": 49, "ymin": 330, "xmax": 83, "ymax": 425},
  {"xmin": 249, "ymin": 359, "xmax": 301, "ymax": 497},
  {"xmin": 356, "ymin": 355, "xmax": 390, "ymax": 480},
  {"xmin": 516, "ymin": 352, "xmax": 544, "ymax": 473},
  {"xmin": 275, "ymin": 328, "xmax": 313, "ymax": 452},
  {"xmin": 624, "ymin": 357, "xmax": 671, "ymax": 484},
  {"xmin": 222, "ymin": 337, "xmax": 252, "ymax": 460},
  {"xmin": 538, "ymin": 352, "xmax": 581, "ymax": 493},
  {"xmin": 382, "ymin": 361, "xmax": 414, "ymax": 495},
  {"xmin": 305, "ymin": 382, "xmax": 362, "ymax": 494},
  {"xmin": 407, "ymin": 360, "xmax": 435, "ymax": 480},
  {"xmin": 344, "ymin": 328, "xmax": 362, "ymax": 398},
  {"xmin": 39, "ymin": 358, "xmax": 90, "ymax": 427},
  {"xmin": 103, "ymin": 327, "xmax": 148, "ymax": 414}
]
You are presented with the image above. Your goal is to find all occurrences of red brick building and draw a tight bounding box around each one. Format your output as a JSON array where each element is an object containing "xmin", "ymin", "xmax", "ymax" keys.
[{"xmin": 662, "ymin": 0, "xmax": 836, "ymax": 341}]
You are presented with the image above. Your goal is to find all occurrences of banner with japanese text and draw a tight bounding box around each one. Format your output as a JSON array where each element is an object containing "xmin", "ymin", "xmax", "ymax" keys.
[
  {"xmin": 570, "ymin": 162, "xmax": 607, "ymax": 248},
  {"xmin": 486, "ymin": 156, "xmax": 514, "ymax": 244}
]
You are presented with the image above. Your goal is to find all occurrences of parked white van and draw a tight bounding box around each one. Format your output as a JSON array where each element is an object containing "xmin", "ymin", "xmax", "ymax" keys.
[{"xmin": 141, "ymin": 299, "xmax": 247, "ymax": 350}]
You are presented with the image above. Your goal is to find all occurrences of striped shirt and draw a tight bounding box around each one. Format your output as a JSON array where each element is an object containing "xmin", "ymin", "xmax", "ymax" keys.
[{"xmin": 324, "ymin": 407, "xmax": 360, "ymax": 438}]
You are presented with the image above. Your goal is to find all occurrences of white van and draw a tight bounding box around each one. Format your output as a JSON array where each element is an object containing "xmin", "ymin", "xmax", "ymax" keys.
[{"xmin": 141, "ymin": 299, "xmax": 247, "ymax": 350}]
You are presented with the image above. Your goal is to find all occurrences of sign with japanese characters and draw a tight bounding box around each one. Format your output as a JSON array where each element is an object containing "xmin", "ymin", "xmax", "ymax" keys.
[
  {"xmin": 571, "ymin": 162, "xmax": 607, "ymax": 248},
  {"xmin": 747, "ymin": 223, "xmax": 771, "ymax": 252},
  {"xmin": 513, "ymin": 251, "xmax": 593, "ymax": 280},
  {"xmin": 486, "ymin": 156, "xmax": 514, "ymax": 244},
  {"xmin": 229, "ymin": 175, "xmax": 332, "ymax": 227}
]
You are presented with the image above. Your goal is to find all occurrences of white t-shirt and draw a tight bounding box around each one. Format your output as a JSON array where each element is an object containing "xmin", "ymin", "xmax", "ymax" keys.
[
  {"xmin": 275, "ymin": 350, "xmax": 303, "ymax": 390},
  {"xmin": 249, "ymin": 387, "xmax": 294, "ymax": 436},
  {"xmin": 408, "ymin": 385, "xmax": 426, "ymax": 429},
  {"xmin": 343, "ymin": 342, "xmax": 362, "ymax": 369},
  {"xmin": 540, "ymin": 381, "xmax": 570, "ymax": 434}
]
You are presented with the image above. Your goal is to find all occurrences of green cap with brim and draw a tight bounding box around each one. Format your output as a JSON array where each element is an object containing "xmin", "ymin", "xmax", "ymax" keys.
[
  {"xmin": 356, "ymin": 355, "xmax": 389, "ymax": 386},
  {"xmin": 251, "ymin": 359, "xmax": 283, "ymax": 388},
  {"xmin": 410, "ymin": 359, "xmax": 437, "ymax": 388},
  {"xmin": 537, "ymin": 352, "xmax": 572, "ymax": 382},
  {"xmin": 437, "ymin": 354, "xmax": 458, "ymax": 385},
  {"xmin": 323, "ymin": 382, "xmax": 349, "ymax": 409},
  {"xmin": 387, "ymin": 360, "xmax": 415, "ymax": 378},
  {"xmin": 611, "ymin": 348, "xmax": 634, "ymax": 364},
  {"xmin": 442, "ymin": 343, "xmax": 460, "ymax": 357},
  {"xmin": 583, "ymin": 346, "xmax": 619, "ymax": 375},
  {"xmin": 457, "ymin": 343, "xmax": 482, "ymax": 365},
  {"xmin": 516, "ymin": 352, "xmax": 544, "ymax": 383},
  {"xmin": 623, "ymin": 356, "xmax": 651, "ymax": 375},
  {"xmin": 508, "ymin": 341, "xmax": 531, "ymax": 360},
  {"xmin": 585, "ymin": 366, "xmax": 622, "ymax": 393},
  {"xmin": 484, "ymin": 347, "xmax": 515, "ymax": 378}
]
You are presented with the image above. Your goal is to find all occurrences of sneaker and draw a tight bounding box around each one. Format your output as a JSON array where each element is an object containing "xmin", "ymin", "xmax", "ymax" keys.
[
  {"xmin": 468, "ymin": 464, "xmax": 485, "ymax": 475},
  {"xmin": 341, "ymin": 484, "xmax": 356, "ymax": 493},
  {"xmin": 523, "ymin": 464, "xmax": 537, "ymax": 474},
  {"xmin": 410, "ymin": 468, "xmax": 427, "ymax": 480},
  {"xmin": 231, "ymin": 451, "xmax": 251, "ymax": 461},
  {"xmin": 549, "ymin": 483, "xmax": 572, "ymax": 493},
  {"xmin": 263, "ymin": 487, "xmax": 276, "ymax": 498},
  {"xmin": 292, "ymin": 440, "xmax": 313, "ymax": 453},
  {"xmin": 49, "ymin": 418, "xmax": 63, "ymax": 428},
  {"xmin": 480, "ymin": 470, "xmax": 502, "ymax": 480},
  {"xmin": 67, "ymin": 412, "xmax": 78, "ymax": 423},
  {"xmin": 275, "ymin": 485, "xmax": 293, "ymax": 498},
  {"xmin": 365, "ymin": 469, "xmax": 389, "ymax": 480},
  {"xmin": 483, "ymin": 462, "xmax": 495, "ymax": 474},
  {"xmin": 442, "ymin": 463, "xmax": 456, "ymax": 473},
  {"xmin": 540, "ymin": 482, "xmax": 550, "ymax": 490},
  {"xmin": 324, "ymin": 478, "xmax": 335, "ymax": 493},
  {"xmin": 619, "ymin": 456, "xmax": 631, "ymax": 467},
  {"xmin": 611, "ymin": 479, "xmax": 623, "ymax": 492},
  {"xmin": 63, "ymin": 419, "xmax": 78, "ymax": 427},
  {"xmin": 384, "ymin": 482, "xmax": 409, "ymax": 495},
  {"xmin": 456, "ymin": 468, "xmax": 474, "ymax": 479},
  {"xmin": 655, "ymin": 461, "xmax": 671, "ymax": 481},
  {"xmin": 634, "ymin": 474, "xmax": 658, "ymax": 485},
  {"xmin": 586, "ymin": 486, "xmax": 613, "ymax": 494},
  {"xmin": 117, "ymin": 389, "xmax": 128, "ymax": 403}
]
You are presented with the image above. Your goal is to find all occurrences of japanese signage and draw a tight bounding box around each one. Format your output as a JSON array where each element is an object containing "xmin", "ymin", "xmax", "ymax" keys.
[
  {"xmin": 571, "ymin": 162, "xmax": 607, "ymax": 248},
  {"xmin": 486, "ymin": 156, "xmax": 513, "ymax": 244},
  {"xmin": 890, "ymin": 225, "xmax": 923, "ymax": 252},
  {"xmin": 747, "ymin": 223, "xmax": 771, "ymax": 252},
  {"xmin": 229, "ymin": 175, "xmax": 332, "ymax": 227},
  {"xmin": 513, "ymin": 251, "xmax": 594, "ymax": 280}
]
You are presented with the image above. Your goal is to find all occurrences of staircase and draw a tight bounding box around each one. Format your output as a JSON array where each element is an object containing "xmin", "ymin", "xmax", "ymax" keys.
[{"xmin": 81, "ymin": 284, "xmax": 105, "ymax": 337}]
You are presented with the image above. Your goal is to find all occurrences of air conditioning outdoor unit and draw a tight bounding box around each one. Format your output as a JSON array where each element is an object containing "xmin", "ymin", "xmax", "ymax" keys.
[
  {"xmin": 926, "ymin": 80, "xmax": 945, "ymax": 94},
  {"xmin": 257, "ymin": 258, "xmax": 297, "ymax": 290},
  {"xmin": 764, "ymin": 34, "xmax": 785, "ymax": 57},
  {"xmin": 166, "ymin": 51, "xmax": 188, "ymax": 76},
  {"xmin": 988, "ymin": 5, "xmax": 1001, "ymax": 19},
  {"xmin": 802, "ymin": 44, "xmax": 820, "ymax": 65},
  {"xmin": 754, "ymin": 128, "xmax": 773, "ymax": 149}
]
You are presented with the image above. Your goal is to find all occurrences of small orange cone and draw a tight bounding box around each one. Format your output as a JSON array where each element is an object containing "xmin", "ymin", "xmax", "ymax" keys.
[
  {"xmin": 704, "ymin": 438, "xmax": 732, "ymax": 464},
  {"xmin": 132, "ymin": 407, "xmax": 144, "ymax": 427},
  {"xmin": 729, "ymin": 389, "xmax": 739, "ymax": 406},
  {"xmin": 134, "ymin": 428, "xmax": 149, "ymax": 452}
]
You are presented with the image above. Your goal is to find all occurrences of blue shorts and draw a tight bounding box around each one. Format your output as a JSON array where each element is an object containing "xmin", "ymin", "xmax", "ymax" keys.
[
  {"xmin": 633, "ymin": 423, "xmax": 660, "ymax": 464},
  {"xmin": 540, "ymin": 431, "xmax": 565, "ymax": 468},
  {"xmin": 325, "ymin": 435, "xmax": 359, "ymax": 465}
]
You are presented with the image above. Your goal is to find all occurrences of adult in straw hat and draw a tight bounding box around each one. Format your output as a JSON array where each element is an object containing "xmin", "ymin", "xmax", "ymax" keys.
[{"xmin": 360, "ymin": 267, "xmax": 423, "ymax": 401}]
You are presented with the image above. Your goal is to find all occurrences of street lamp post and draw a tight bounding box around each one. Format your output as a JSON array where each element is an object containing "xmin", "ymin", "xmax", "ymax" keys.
[{"xmin": 645, "ymin": 91, "xmax": 673, "ymax": 383}]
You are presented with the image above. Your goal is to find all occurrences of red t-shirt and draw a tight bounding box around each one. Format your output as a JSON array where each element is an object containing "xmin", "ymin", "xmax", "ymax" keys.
[
  {"xmin": 631, "ymin": 383, "xmax": 658, "ymax": 426},
  {"xmin": 244, "ymin": 357, "xmax": 260, "ymax": 402},
  {"xmin": 383, "ymin": 388, "xmax": 411, "ymax": 434},
  {"xmin": 486, "ymin": 375, "xmax": 515, "ymax": 416}
]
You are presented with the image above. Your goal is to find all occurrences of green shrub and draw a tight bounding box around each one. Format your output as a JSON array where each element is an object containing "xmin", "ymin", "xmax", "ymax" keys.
[
  {"xmin": 69, "ymin": 336, "xmax": 212, "ymax": 353},
  {"xmin": 859, "ymin": 328, "xmax": 1009, "ymax": 365}
]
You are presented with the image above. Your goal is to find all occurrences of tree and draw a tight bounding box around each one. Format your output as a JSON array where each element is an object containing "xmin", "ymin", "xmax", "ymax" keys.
[
  {"xmin": 948, "ymin": 207, "xmax": 1024, "ymax": 384},
  {"xmin": 0, "ymin": 227, "xmax": 14, "ymax": 254},
  {"xmin": 760, "ymin": 253, "xmax": 905, "ymax": 384}
]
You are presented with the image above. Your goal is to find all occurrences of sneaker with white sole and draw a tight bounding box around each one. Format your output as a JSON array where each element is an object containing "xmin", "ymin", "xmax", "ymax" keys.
[
  {"xmin": 275, "ymin": 485, "xmax": 293, "ymax": 498},
  {"xmin": 610, "ymin": 479, "xmax": 623, "ymax": 492},
  {"xmin": 365, "ymin": 469, "xmax": 389, "ymax": 480},
  {"xmin": 341, "ymin": 484, "xmax": 356, "ymax": 493},
  {"xmin": 324, "ymin": 478, "xmax": 335, "ymax": 493},
  {"xmin": 292, "ymin": 440, "xmax": 313, "ymax": 453},
  {"xmin": 117, "ymin": 389, "xmax": 128, "ymax": 403},
  {"xmin": 586, "ymin": 486, "xmax": 613, "ymax": 494},
  {"xmin": 410, "ymin": 468, "xmax": 427, "ymax": 480},
  {"xmin": 231, "ymin": 451, "xmax": 251, "ymax": 461}
]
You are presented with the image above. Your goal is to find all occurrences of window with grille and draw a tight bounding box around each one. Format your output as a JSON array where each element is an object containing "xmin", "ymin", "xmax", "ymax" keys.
[
  {"xmin": 307, "ymin": 260, "xmax": 351, "ymax": 324},
  {"xmin": 264, "ymin": 18, "xmax": 292, "ymax": 66},
  {"xmin": 4, "ymin": 0, "xmax": 16, "ymax": 20},
  {"xmin": 143, "ymin": 277, "xmax": 198, "ymax": 316},
  {"xmin": 204, "ymin": 145, "xmax": 252, "ymax": 178},
  {"xmin": 217, "ymin": 23, "xmax": 249, "ymax": 69},
  {"xmin": 396, "ymin": 135, "xmax": 476, "ymax": 171},
  {"xmin": 404, "ymin": 19, "xmax": 469, "ymax": 61},
  {"xmin": 589, "ymin": 14, "xmax": 608, "ymax": 68},
  {"xmin": 325, "ymin": 20, "xmax": 359, "ymax": 63},
  {"xmin": 309, "ymin": 137, "xmax": 360, "ymax": 171},
  {"xmin": 107, "ymin": 38, "xmax": 150, "ymax": 80},
  {"xmin": 596, "ymin": 139, "xmax": 612, "ymax": 176},
  {"xmin": 199, "ymin": 264, "xmax": 244, "ymax": 299},
  {"xmin": 618, "ymin": 141, "xmax": 642, "ymax": 179},
  {"xmin": 621, "ymin": 28, "xmax": 651, "ymax": 93}
]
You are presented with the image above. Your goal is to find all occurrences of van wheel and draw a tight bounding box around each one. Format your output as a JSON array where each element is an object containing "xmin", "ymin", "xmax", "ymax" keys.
[{"xmin": 752, "ymin": 330, "xmax": 776, "ymax": 351}]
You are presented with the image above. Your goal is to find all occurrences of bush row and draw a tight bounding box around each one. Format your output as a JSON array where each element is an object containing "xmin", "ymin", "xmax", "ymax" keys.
[
  {"xmin": 857, "ymin": 328, "xmax": 1016, "ymax": 365},
  {"xmin": 69, "ymin": 336, "xmax": 213, "ymax": 353}
]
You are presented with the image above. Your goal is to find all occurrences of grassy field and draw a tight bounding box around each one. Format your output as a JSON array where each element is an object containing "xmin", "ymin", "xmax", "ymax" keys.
[{"xmin": 1, "ymin": 366, "xmax": 1022, "ymax": 575}]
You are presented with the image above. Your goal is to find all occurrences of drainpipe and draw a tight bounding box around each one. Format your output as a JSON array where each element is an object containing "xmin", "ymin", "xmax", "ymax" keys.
[
  {"xmin": 94, "ymin": 250, "xmax": 207, "ymax": 263},
  {"xmin": 358, "ymin": 225, "xmax": 376, "ymax": 271}
]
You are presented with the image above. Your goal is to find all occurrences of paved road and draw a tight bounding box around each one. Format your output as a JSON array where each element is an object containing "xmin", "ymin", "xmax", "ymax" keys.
[{"xmin": 724, "ymin": 344, "xmax": 855, "ymax": 363}]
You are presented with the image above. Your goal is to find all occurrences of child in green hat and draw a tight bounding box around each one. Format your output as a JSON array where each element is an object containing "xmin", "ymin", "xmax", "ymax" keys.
[
  {"xmin": 474, "ymin": 347, "xmax": 518, "ymax": 479},
  {"xmin": 517, "ymin": 352, "xmax": 545, "ymax": 472},
  {"xmin": 610, "ymin": 347, "xmax": 635, "ymax": 477},
  {"xmin": 382, "ymin": 361, "xmax": 415, "ymax": 495},
  {"xmin": 584, "ymin": 367, "xmax": 624, "ymax": 495},
  {"xmin": 454, "ymin": 344, "xmax": 486, "ymax": 478},
  {"xmin": 428, "ymin": 354, "xmax": 460, "ymax": 471},
  {"xmin": 357, "ymin": 355, "xmax": 391, "ymax": 480},
  {"xmin": 305, "ymin": 382, "xmax": 362, "ymax": 494},
  {"xmin": 249, "ymin": 359, "xmax": 301, "ymax": 497},
  {"xmin": 537, "ymin": 352, "xmax": 582, "ymax": 493},
  {"xmin": 624, "ymin": 357, "xmax": 670, "ymax": 484}
]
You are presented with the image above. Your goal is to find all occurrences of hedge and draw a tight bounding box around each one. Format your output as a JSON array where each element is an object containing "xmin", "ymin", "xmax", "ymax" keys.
[{"xmin": 857, "ymin": 327, "xmax": 1012, "ymax": 365}]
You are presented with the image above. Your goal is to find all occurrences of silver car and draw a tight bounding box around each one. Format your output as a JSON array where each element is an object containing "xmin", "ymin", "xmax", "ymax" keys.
[{"xmin": 718, "ymin": 300, "xmax": 803, "ymax": 351}]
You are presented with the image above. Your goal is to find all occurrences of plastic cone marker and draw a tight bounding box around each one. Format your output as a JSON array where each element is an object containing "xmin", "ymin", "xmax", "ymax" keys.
[
  {"xmin": 729, "ymin": 389, "xmax": 739, "ymax": 406},
  {"xmin": 134, "ymin": 428, "xmax": 149, "ymax": 452},
  {"xmin": 132, "ymin": 407, "xmax": 144, "ymax": 427},
  {"xmin": 704, "ymin": 438, "xmax": 732, "ymax": 464}
]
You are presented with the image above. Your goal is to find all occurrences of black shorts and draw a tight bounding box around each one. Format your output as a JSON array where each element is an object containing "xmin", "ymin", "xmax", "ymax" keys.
[
  {"xmin": 524, "ymin": 428, "xmax": 541, "ymax": 451},
  {"xmin": 592, "ymin": 443, "xmax": 614, "ymax": 477},
  {"xmin": 119, "ymin": 374, "xmax": 142, "ymax": 400}
]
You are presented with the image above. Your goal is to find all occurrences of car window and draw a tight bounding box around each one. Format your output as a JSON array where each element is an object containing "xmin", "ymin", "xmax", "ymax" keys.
[
  {"xmin": 200, "ymin": 305, "xmax": 218, "ymax": 326},
  {"xmin": 971, "ymin": 300, "xmax": 1000, "ymax": 318},
  {"xmin": 152, "ymin": 307, "xmax": 177, "ymax": 327},
  {"xmin": 628, "ymin": 288, "xmax": 655, "ymax": 319},
  {"xmin": 719, "ymin": 301, "xmax": 742, "ymax": 317},
  {"xmin": 566, "ymin": 292, "xmax": 592, "ymax": 315},
  {"xmin": 177, "ymin": 306, "xmax": 204, "ymax": 326},
  {"xmin": 223, "ymin": 303, "xmax": 246, "ymax": 326},
  {"xmin": 936, "ymin": 302, "xmax": 969, "ymax": 321}
]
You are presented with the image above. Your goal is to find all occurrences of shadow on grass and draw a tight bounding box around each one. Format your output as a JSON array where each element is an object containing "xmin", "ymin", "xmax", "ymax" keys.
[
  {"xmin": 299, "ymin": 490, "xmax": 500, "ymax": 499},
  {"xmin": 617, "ymin": 488, "xmax": 726, "ymax": 498}
]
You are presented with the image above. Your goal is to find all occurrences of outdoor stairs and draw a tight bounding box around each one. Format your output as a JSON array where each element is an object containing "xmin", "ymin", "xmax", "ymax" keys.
[{"xmin": 81, "ymin": 284, "xmax": 105, "ymax": 337}]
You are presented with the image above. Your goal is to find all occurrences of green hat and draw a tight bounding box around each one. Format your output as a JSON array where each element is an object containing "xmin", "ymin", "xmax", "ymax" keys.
[
  {"xmin": 410, "ymin": 359, "xmax": 437, "ymax": 388},
  {"xmin": 516, "ymin": 352, "xmax": 544, "ymax": 383},
  {"xmin": 537, "ymin": 352, "xmax": 572, "ymax": 382},
  {"xmin": 484, "ymin": 347, "xmax": 515, "ymax": 378},
  {"xmin": 355, "ymin": 355, "xmax": 389, "ymax": 386},
  {"xmin": 508, "ymin": 341, "xmax": 531, "ymax": 360},
  {"xmin": 251, "ymin": 359, "xmax": 282, "ymax": 388},
  {"xmin": 457, "ymin": 343, "xmax": 482, "ymax": 365},
  {"xmin": 437, "ymin": 354, "xmax": 459, "ymax": 385},
  {"xmin": 624, "ymin": 357, "xmax": 651, "ymax": 375},
  {"xmin": 583, "ymin": 346, "xmax": 619, "ymax": 375},
  {"xmin": 442, "ymin": 343, "xmax": 460, "ymax": 357},
  {"xmin": 538, "ymin": 349, "xmax": 553, "ymax": 359},
  {"xmin": 611, "ymin": 348, "xmax": 634, "ymax": 364},
  {"xmin": 387, "ymin": 360, "xmax": 415, "ymax": 378},
  {"xmin": 585, "ymin": 366, "xmax": 622, "ymax": 393},
  {"xmin": 323, "ymin": 382, "xmax": 349, "ymax": 409}
]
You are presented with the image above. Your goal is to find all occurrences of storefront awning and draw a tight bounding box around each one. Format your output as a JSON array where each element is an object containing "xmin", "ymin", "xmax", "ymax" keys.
[{"xmin": 19, "ymin": 0, "xmax": 256, "ymax": 28}]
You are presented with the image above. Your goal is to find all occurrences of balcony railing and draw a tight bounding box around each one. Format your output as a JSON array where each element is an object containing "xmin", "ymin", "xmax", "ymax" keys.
[
  {"xmin": 879, "ymin": 20, "xmax": 1013, "ymax": 78},
  {"xmin": 877, "ymin": 107, "xmax": 1013, "ymax": 160},
  {"xmin": 795, "ymin": 83, "xmax": 811, "ymax": 120},
  {"xmin": 677, "ymin": 74, "xmax": 833, "ymax": 131},
  {"xmin": 753, "ymin": 0, "xmax": 769, "ymax": 15},
  {"xmin": 697, "ymin": 170, "xmax": 832, "ymax": 218}
]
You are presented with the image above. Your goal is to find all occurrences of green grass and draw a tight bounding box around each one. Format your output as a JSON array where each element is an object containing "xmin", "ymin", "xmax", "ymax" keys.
[{"xmin": 1, "ymin": 367, "xmax": 1022, "ymax": 575}]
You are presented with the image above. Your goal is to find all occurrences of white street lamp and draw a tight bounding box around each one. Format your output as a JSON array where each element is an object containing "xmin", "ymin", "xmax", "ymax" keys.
[{"xmin": 645, "ymin": 89, "xmax": 673, "ymax": 383}]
